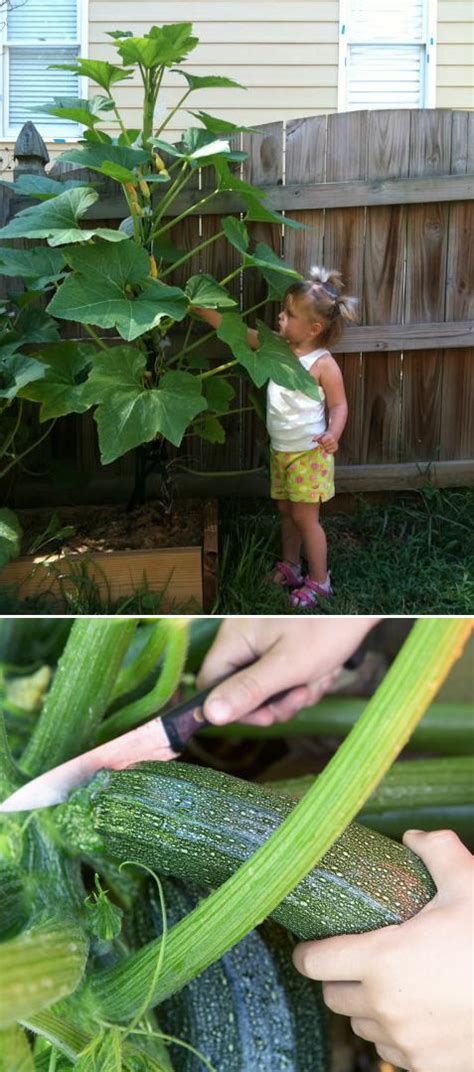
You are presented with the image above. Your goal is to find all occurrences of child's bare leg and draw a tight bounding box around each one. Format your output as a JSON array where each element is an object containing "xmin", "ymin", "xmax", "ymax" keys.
[
  {"xmin": 289, "ymin": 502, "xmax": 327, "ymax": 583},
  {"xmin": 277, "ymin": 499, "xmax": 302, "ymax": 564}
]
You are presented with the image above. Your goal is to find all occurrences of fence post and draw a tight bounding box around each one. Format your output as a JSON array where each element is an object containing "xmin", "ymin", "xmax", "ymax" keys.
[{"xmin": 13, "ymin": 121, "xmax": 49, "ymax": 179}]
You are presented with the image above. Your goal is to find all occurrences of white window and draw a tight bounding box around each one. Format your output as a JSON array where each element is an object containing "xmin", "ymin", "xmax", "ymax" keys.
[
  {"xmin": 1, "ymin": 0, "xmax": 88, "ymax": 138},
  {"xmin": 338, "ymin": 0, "xmax": 437, "ymax": 111}
]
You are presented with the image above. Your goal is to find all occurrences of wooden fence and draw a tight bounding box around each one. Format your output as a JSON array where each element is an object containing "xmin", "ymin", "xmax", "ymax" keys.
[{"xmin": 3, "ymin": 108, "xmax": 474, "ymax": 499}]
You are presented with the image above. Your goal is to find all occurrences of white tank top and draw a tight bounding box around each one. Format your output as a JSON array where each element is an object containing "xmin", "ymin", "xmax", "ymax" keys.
[{"xmin": 266, "ymin": 348, "xmax": 329, "ymax": 452}]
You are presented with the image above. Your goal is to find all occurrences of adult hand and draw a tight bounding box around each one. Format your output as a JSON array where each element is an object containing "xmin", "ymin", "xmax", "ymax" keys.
[
  {"xmin": 293, "ymin": 830, "xmax": 474, "ymax": 1071},
  {"xmin": 198, "ymin": 617, "xmax": 379, "ymax": 726}
]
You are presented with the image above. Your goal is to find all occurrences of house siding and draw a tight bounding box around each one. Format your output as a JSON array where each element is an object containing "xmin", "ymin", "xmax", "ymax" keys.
[{"xmin": 0, "ymin": 0, "xmax": 472, "ymax": 175}]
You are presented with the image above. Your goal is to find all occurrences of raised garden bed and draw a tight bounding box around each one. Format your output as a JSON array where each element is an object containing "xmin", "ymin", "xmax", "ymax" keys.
[{"xmin": 0, "ymin": 499, "xmax": 218, "ymax": 612}]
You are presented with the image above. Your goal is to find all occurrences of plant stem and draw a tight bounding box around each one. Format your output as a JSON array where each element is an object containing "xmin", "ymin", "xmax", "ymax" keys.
[
  {"xmin": 0, "ymin": 713, "xmax": 23, "ymax": 798},
  {"xmin": 83, "ymin": 324, "xmax": 109, "ymax": 352},
  {"xmin": 151, "ymin": 190, "xmax": 219, "ymax": 241},
  {"xmin": 199, "ymin": 360, "xmax": 238, "ymax": 381},
  {"xmin": 0, "ymin": 419, "xmax": 57, "ymax": 480},
  {"xmin": 160, "ymin": 231, "xmax": 224, "ymax": 279},
  {"xmin": 21, "ymin": 620, "xmax": 136, "ymax": 777},
  {"xmin": 110, "ymin": 620, "xmax": 170, "ymax": 704},
  {"xmin": 0, "ymin": 399, "xmax": 23, "ymax": 459},
  {"xmin": 154, "ymin": 89, "xmax": 192, "ymax": 139},
  {"xmin": 96, "ymin": 620, "xmax": 190, "ymax": 743},
  {"xmin": 87, "ymin": 618, "xmax": 471, "ymax": 1019}
]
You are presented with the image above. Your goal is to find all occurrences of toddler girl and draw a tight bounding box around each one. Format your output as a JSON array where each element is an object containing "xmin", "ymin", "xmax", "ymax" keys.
[{"xmin": 192, "ymin": 265, "xmax": 357, "ymax": 609}]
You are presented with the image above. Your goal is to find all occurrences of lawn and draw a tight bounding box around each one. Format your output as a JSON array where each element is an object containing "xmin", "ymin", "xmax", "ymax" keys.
[
  {"xmin": 1, "ymin": 487, "xmax": 472, "ymax": 615},
  {"xmin": 215, "ymin": 486, "xmax": 474, "ymax": 615}
]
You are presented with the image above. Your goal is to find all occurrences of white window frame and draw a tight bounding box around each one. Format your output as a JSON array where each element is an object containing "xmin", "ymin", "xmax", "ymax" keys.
[
  {"xmin": 338, "ymin": 0, "xmax": 437, "ymax": 111},
  {"xmin": 0, "ymin": 0, "xmax": 88, "ymax": 140}
]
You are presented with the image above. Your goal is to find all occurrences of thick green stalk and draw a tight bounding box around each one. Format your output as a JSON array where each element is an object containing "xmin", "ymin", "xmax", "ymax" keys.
[
  {"xmin": 22, "ymin": 1010, "xmax": 91, "ymax": 1061},
  {"xmin": 160, "ymin": 230, "xmax": 224, "ymax": 279},
  {"xmin": 202, "ymin": 697, "xmax": 474, "ymax": 753},
  {"xmin": 151, "ymin": 190, "xmax": 219, "ymax": 241},
  {"xmin": 87, "ymin": 619, "xmax": 471, "ymax": 1020},
  {"xmin": 0, "ymin": 713, "xmax": 23, "ymax": 798},
  {"xmin": 21, "ymin": 620, "xmax": 136, "ymax": 776},
  {"xmin": 96, "ymin": 620, "xmax": 190, "ymax": 743},
  {"xmin": 0, "ymin": 918, "xmax": 88, "ymax": 1028},
  {"xmin": 110, "ymin": 621, "xmax": 170, "ymax": 704},
  {"xmin": 0, "ymin": 1025, "xmax": 34, "ymax": 1072}
]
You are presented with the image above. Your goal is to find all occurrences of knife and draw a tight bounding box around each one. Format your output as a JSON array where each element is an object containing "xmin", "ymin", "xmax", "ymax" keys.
[{"xmin": 0, "ymin": 679, "xmax": 292, "ymax": 812}]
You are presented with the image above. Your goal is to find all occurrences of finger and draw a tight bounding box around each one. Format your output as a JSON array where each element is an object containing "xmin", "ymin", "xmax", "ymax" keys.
[
  {"xmin": 402, "ymin": 829, "xmax": 473, "ymax": 895},
  {"xmin": 350, "ymin": 1017, "xmax": 386, "ymax": 1045},
  {"xmin": 197, "ymin": 621, "xmax": 257, "ymax": 691},
  {"xmin": 202, "ymin": 645, "xmax": 311, "ymax": 725},
  {"xmin": 322, "ymin": 981, "xmax": 367, "ymax": 1018},
  {"xmin": 238, "ymin": 685, "xmax": 313, "ymax": 725},
  {"xmin": 293, "ymin": 929, "xmax": 386, "ymax": 982},
  {"xmin": 374, "ymin": 1043, "xmax": 408, "ymax": 1068}
]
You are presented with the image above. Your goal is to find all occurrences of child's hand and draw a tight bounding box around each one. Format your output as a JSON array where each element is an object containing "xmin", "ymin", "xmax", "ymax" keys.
[
  {"xmin": 293, "ymin": 830, "xmax": 474, "ymax": 1072},
  {"xmin": 314, "ymin": 432, "xmax": 338, "ymax": 453},
  {"xmin": 198, "ymin": 618, "xmax": 378, "ymax": 726}
]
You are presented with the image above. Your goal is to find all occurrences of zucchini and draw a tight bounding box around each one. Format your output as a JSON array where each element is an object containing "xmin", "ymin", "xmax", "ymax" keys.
[
  {"xmin": 266, "ymin": 756, "xmax": 474, "ymax": 841},
  {"xmin": 57, "ymin": 762, "xmax": 435, "ymax": 941},
  {"xmin": 131, "ymin": 875, "xmax": 329, "ymax": 1072}
]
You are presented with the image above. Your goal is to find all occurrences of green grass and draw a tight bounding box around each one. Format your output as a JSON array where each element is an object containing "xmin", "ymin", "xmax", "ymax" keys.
[
  {"xmin": 213, "ymin": 487, "xmax": 474, "ymax": 615},
  {"xmin": 2, "ymin": 487, "xmax": 472, "ymax": 615}
]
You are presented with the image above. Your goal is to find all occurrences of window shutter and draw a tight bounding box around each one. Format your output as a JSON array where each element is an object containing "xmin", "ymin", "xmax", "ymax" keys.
[
  {"xmin": 6, "ymin": 0, "xmax": 80, "ymax": 133},
  {"xmin": 342, "ymin": 0, "xmax": 428, "ymax": 110}
]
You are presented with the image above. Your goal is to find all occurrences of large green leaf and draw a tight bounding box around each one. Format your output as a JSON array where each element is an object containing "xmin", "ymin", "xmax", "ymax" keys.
[
  {"xmin": 243, "ymin": 193, "xmax": 306, "ymax": 231},
  {"xmin": 116, "ymin": 23, "xmax": 198, "ymax": 69},
  {"xmin": 175, "ymin": 72, "xmax": 245, "ymax": 91},
  {"xmin": 213, "ymin": 158, "xmax": 265, "ymax": 200},
  {"xmin": 12, "ymin": 305, "xmax": 61, "ymax": 345},
  {"xmin": 81, "ymin": 349, "xmax": 207, "ymax": 462},
  {"xmin": 0, "ymin": 353, "xmax": 46, "ymax": 400},
  {"xmin": 185, "ymin": 274, "xmax": 237, "ymax": 308},
  {"xmin": 190, "ymin": 110, "xmax": 262, "ymax": 135},
  {"xmin": 49, "ymin": 59, "xmax": 134, "ymax": 91},
  {"xmin": 0, "ymin": 247, "xmax": 66, "ymax": 289},
  {"xmin": 38, "ymin": 94, "xmax": 115, "ymax": 129},
  {"xmin": 18, "ymin": 342, "xmax": 95, "ymax": 421},
  {"xmin": 222, "ymin": 216, "xmax": 249, "ymax": 256},
  {"xmin": 48, "ymin": 243, "xmax": 188, "ymax": 341},
  {"xmin": 0, "ymin": 509, "xmax": 22, "ymax": 569},
  {"xmin": 192, "ymin": 414, "xmax": 226, "ymax": 443},
  {"xmin": 203, "ymin": 377, "xmax": 235, "ymax": 414},
  {"xmin": 0, "ymin": 187, "xmax": 127, "ymax": 246},
  {"xmin": 217, "ymin": 313, "xmax": 321, "ymax": 398},
  {"xmin": 0, "ymin": 175, "xmax": 86, "ymax": 200},
  {"xmin": 57, "ymin": 144, "xmax": 150, "ymax": 179},
  {"xmin": 246, "ymin": 242, "xmax": 302, "ymax": 286}
]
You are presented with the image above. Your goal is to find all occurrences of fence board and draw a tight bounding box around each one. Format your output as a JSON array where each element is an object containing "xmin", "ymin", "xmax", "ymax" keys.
[
  {"xmin": 401, "ymin": 111, "xmax": 452, "ymax": 462},
  {"xmin": 324, "ymin": 110, "xmax": 367, "ymax": 466}
]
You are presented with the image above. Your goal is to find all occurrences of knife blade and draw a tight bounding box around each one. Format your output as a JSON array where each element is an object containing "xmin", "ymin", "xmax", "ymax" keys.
[{"xmin": 0, "ymin": 679, "xmax": 291, "ymax": 812}]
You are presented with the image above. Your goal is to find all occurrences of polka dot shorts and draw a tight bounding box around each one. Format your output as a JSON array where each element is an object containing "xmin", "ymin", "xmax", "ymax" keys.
[{"xmin": 270, "ymin": 446, "xmax": 335, "ymax": 503}]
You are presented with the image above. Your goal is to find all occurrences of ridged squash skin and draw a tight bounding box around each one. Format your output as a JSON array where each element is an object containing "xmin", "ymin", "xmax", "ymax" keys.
[
  {"xmin": 58, "ymin": 762, "xmax": 436, "ymax": 940},
  {"xmin": 130, "ymin": 875, "xmax": 329, "ymax": 1072}
]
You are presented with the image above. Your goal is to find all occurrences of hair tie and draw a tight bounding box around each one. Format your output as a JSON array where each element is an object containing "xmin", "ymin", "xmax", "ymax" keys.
[{"xmin": 322, "ymin": 281, "xmax": 339, "ymax": 301}]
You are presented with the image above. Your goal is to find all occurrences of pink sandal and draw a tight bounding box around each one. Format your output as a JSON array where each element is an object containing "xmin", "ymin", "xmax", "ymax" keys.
[
  {"xmin": 289, "ymin": 573, "xmax": 333, "ymax": 609},
  {"xmin": 271, "ymin": 560, "xmax": 304, "ymax": 588}
]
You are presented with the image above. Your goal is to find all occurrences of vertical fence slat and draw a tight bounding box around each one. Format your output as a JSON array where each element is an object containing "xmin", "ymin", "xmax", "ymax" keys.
[
  {"xmin": 324, "ymin": 111, "xmax": 368, "ymax": 465},
  {"xmin": 400, "ymin": 110, "xmax": 452, "ymax": 462},
  {"xmin": 360, "ymin": 110, "xmax": 410, "ymax": 463},
  {"xmin": 285, "ymin": 115, "xmax": 326, "ymax": 270},
  {"xmin": 440, "ymin": 112, "xmax": 474, "ymax": 460}
]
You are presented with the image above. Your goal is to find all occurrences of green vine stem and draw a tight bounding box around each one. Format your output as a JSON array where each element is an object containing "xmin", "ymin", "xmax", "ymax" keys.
[
  {"xmin": 86, "ymin": 619, "xmax": 471, "ymax": 1020},
  {"xmin": 110, "ymin": 621, "xmax": 171, "ymax": 705},
  {"xmin": 201, "ymin": 698, "xmax": 474, "ymax": 754},
  {"xmin": 96, "ymin": 620, "xmax": 190, "ymax": 744},
  {"xmin": 21, "ymin": 621, "xmax": 136, "ymax": 777},
  {"xmin": 0, "ymin": 713, "xmax": 23, "ymax": 798}
]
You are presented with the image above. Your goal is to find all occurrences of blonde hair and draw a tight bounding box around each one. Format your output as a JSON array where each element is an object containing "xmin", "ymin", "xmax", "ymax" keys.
[{"xmin": 284, "ymin": 266, "xmax": 358, "ymax": 347}]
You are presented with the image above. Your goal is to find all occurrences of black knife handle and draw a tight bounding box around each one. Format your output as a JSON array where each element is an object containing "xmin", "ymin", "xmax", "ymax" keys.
[{"xmin": 160, "ymin": 682, "xmax": 292, "ymax": 753}]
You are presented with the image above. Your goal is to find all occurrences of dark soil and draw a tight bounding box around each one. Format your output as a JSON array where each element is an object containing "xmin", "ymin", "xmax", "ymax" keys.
[{"xmin": 17, "ymin": 499, "xmax": 205, "ymax": 557}]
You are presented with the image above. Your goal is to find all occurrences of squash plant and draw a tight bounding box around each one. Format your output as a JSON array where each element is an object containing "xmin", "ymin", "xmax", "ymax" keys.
[
  {"xmin": 0, "ymin": 616, "xmax": 471, "ymax": 1070},
  {"xmin": 0, "ymin": 21, "xmax": 316, "ymax": 509}
]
